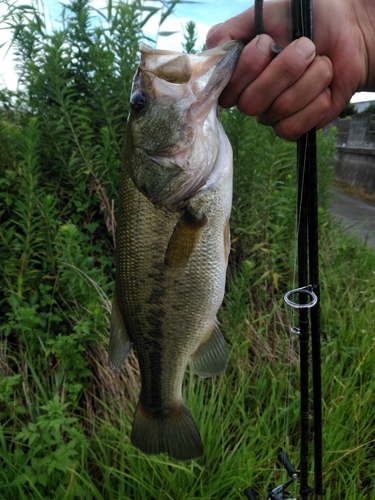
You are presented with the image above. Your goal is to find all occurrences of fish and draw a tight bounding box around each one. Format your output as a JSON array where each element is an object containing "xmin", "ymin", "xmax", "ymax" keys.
[{"xmin": 108, "ymin": 40, "xmax": 243, "ymax": 461}]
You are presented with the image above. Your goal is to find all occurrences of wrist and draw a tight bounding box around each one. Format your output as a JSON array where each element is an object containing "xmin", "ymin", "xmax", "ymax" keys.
[{"xmin": 349, "ymin": 0, "xmax": 375, "ymax": 91}]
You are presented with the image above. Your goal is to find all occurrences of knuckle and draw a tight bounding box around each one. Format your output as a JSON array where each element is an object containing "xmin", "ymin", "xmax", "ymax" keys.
[
  {"xmin": 239, "ymin": 84, "xmax": 271, "ymax": 116},
  {"xmin": 256, "ymin": 114, "xmax": 272, "ymax": 126},
  {"xmin": 206, "ymin": 24, "xmax": 218, "ymax": 39},
  {"xmin": 280, "ymin": 58, "xmax": 305, "ymax": 82},
  {"xmin": 206, "ymin": 24, "xmax": 226, "ymax": 48},
  {"xmin": 274, "ymin": 118, "xmax": 302, "ymax": 142},
  {"xmin": 315, "ymin": 56, "xmax": 333, "ymax": 86},
  {"xmin": 219, "ymin": 87, "xmax": 238, "ymax": 109},
  {"xmin": 272, "ymin": 94, "xmax": 294, "ymax": 118},
  {"xmin": 219, "ymin": 95, "xmax": 235, "ymax": 109},
  {"xmin": 238, "ymin": 95, "xmax": 261, "ymax": 117},
  {"xmin": 319, "ymin": 90, "xmax": 331, "ymax": 112}
]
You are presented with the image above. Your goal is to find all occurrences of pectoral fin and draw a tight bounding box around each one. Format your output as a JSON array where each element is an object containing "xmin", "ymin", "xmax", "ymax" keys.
[
  {"xmin": 164, "ymin": 210, "xmax": 207, "ymax": 268},
  {"xmin": 190, "ymin": 320, "xmax": 228, "ymax": 378},
  {"xmin": 108, "ymin": 291, "xmax": 133, "ymax": 369}
]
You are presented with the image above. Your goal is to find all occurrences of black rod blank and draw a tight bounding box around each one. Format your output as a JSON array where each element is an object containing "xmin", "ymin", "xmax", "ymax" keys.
[
  {"xmin": 244, "ymin": 1, "xmax": 323, "ymax": 498},
  {"xmin": 306, "ymin": 129, "xmax": 323, "ymax": 498},
  {"xmin": 292, "ymin": 0, "xmax": 323, "ymax": 497},
  {"xmin": 296, "ymin": 135, "xmax": 310, "ymax": 500}
]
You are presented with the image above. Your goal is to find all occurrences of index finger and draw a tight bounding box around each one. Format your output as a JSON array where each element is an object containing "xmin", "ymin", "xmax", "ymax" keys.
[
  {"xmin": 206, "ymin": 0, "xmax": 290, "ymax": 49},
  {"xmin": 206, "ymin": 8, "xmax": 255, "ymax": 48}
]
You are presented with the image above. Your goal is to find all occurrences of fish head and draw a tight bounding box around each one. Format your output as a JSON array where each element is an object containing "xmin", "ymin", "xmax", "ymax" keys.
[{"xmin": 126, "ymin": 40, "xmax": 243, "ymax": 207}]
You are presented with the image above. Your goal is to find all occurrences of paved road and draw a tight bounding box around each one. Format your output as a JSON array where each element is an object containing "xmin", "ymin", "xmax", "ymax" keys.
[{"xmin": 330, "ymin": 189, "xmax": 375, "ymax": 249}]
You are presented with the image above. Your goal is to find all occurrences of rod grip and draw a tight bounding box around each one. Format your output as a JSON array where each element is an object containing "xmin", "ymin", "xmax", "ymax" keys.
[
  {"xmin": 244, "ymin": 486, "xmax": 258, "ymax": 500},
  {"xmin": 278, "ymin": 452, "xmax": 298, "ymax": 478}
]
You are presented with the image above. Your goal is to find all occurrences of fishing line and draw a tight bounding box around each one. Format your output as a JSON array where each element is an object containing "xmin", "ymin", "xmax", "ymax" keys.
[
  {"xmin": 281, "ymin": 107, "xmax": 310, "ymax": 464},
  {"xmin": 245, "ymin": 1, "xmax": 323, "ymax": 499},
  {"xmin": 290, "ymin": 136, "xmax": 309, "ymax": 347},
  {"xmin": 282, "ymin": 191, "xmax": 302, "ymax": 482},
  {"xmin": 281, "ymin": 125, "xmax": 310, "ymax": 489},
  {"xmin": 205, "ymin": 22, "xmax": 225, "ymax": 43},
  {"xmin": 275, "ymin": 0, "xmax": 313, "ymax": 488}
]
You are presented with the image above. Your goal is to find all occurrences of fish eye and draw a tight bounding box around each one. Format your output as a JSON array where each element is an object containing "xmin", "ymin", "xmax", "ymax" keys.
[{"xmin": 130, "ymin": 91, "xmax": 147, "ymax": 112}]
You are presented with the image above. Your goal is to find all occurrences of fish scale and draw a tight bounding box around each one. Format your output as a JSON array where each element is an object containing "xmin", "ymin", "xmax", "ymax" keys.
[{"xmin": 109, "ymin": 40, "xmax": 243, "ymax": 461}]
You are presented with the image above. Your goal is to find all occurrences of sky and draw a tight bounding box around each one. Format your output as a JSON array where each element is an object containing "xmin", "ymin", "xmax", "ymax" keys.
[
  {"xmin": 0, "ymin": 0, "xmax": 251, "ymax": 90},
  {"xmin": 0, "ymin": 0, "xmax": 374, "ymax": 104}
]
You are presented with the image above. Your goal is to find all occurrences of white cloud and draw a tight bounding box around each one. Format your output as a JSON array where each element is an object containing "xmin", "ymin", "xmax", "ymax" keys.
[
  {"xmin": 142, "ymin": 12, "xmax": 210, "ymax": 51},
  {"xmin": 0, "ymin": 3, "xmax": 18, "ymax": 90},
  {"xmin": 350, "ymin": 92, "xmax": 375, "ymax": 104},
  {"xmin": 0, "ymin": 0, "xmax": 214, "ymax": 90},
  {"xmin": 2, "ymin": 0, "xmax": 373, "ymax": 106},
  {"xmin": 0, "ymin": 0, "xmax": 63, "ymax": 90}
]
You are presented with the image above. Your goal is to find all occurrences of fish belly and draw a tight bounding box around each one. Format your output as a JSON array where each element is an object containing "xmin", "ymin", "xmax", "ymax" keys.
[{"xmin": 111, "ymin": 130, "xmax": 232, "ymax": 460}]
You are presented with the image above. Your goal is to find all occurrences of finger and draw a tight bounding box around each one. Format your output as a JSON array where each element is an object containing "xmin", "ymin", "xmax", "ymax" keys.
[
  {"xmin": 271, "ymin": 88, "xmax": 332, "ymax": 141},
  {"xmin": 206, "ymin": 8, "xmax": 255, "ymax": 49},
  {"xmin": 315, "ymin": 69, "xmax": 362, "ymax": 130},
  {"xmin": 237, "ymin": 37, "xmax": 316, "ymax": 116},
  {"xmin": 206, "ymin": 0, "xmax": 290, "ymax": 49},
  {"xmin": 219, "ymin": 34, "xmax": 276, "ymax": 109},
  {"xmin": 257, "ymin": 55, "xmax": 333, "ymax": 125},
  {"xmin": 315, "ymin": 89, "xmax": 351, "ymax": 130}
]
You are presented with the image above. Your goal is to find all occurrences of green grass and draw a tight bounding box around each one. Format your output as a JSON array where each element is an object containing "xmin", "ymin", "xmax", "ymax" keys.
[
  {"xmin": 3, "ymin": 216, "xmax": 374, "ymax": 499},
  {"xmin": 1, "ymin": 1, "xmax": 375, "ymax": 498}
]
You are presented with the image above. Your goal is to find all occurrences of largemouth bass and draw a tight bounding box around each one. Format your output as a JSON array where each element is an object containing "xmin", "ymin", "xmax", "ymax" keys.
[{"xmin": 109, "ymin": 40, "xmax": 243, "ymax": 461}]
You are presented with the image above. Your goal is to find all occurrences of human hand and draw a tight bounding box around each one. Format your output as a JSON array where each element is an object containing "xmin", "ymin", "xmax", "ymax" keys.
[{"xmin": 206, "ymin": 0, "xmax": 375, "ymax": 141}]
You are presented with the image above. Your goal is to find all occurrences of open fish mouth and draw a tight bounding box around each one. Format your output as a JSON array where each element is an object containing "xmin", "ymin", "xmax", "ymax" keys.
[
  {"xmin": 131, "ymin": 40, "xmax": 243, "ymax": 207},
  {"xmin": 140, "ymin": 40, "xmax": 244, "ymax": 120}
]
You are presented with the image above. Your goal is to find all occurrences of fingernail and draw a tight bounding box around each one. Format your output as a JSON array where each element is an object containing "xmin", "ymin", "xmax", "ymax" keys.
[
  {"xmin": 294, "ymin": 37, "xmax": 316, "ymax": 60},
  {"xmin": 255, "ymin": 34, "xmax": 274, "ymax": 58}
]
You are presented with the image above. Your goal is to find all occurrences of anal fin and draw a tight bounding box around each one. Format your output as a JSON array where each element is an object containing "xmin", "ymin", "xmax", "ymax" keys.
[
  {"xmin": 190, "ymin": 319, "xmax": 228, "ymax": 378},
  {"xmin": 108, "ymin": 291, "xmax": 133, "ymax": 369}
]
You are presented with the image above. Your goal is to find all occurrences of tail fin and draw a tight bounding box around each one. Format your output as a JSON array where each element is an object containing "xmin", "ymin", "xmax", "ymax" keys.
[{"xmin": 131, "ymin": 401, "xmax": 203, "ymax": 461}]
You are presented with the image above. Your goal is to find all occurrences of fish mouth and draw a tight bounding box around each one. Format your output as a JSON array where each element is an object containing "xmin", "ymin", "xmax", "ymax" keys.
[
  {"xmin": 188, "ymin": 41, "xmax": 244, "ymax": 120},
  {"xmin": 140, "ymin": 40, "xmax": 243, "ymax": 115},
  {"xmin": 135, "ymin": 41, "xmax": 243, "ymax": 207}
]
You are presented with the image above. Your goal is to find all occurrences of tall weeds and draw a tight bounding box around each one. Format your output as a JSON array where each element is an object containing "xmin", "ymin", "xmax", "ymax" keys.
[{"xmin": 1, "ymin": 1, "xmax": 374, "ymax": 499}]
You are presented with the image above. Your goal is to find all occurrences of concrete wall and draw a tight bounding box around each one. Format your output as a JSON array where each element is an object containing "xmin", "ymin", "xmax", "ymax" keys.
[{"xmin": 331, "ymin": 114, "xmax": 375, "ymax": 193}]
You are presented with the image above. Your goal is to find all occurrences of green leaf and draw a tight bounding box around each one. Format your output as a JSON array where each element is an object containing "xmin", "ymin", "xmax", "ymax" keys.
[
  {"xmin": 85, "ymin": 222, "xmax": 99, "ymax": 233},
  {"xmin": 158, "ymin": 31, "xmax": 179, "ymax": 37},
  {"xmin": 28, "ymin": 432, "xmax": 39, "ymax": 446},
  {"xmin": 159, "ymin": 0, "xmax": 180, "ymax": 25},
  {"xmin": 36, "ymin": 472, "xmax": 48, "ymax": 487}
]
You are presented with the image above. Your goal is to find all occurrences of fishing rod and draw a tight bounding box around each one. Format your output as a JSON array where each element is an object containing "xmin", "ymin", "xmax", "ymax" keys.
[{"xmin": 245, "ymin": 1, "xmax": 323, "ymax": 499}]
